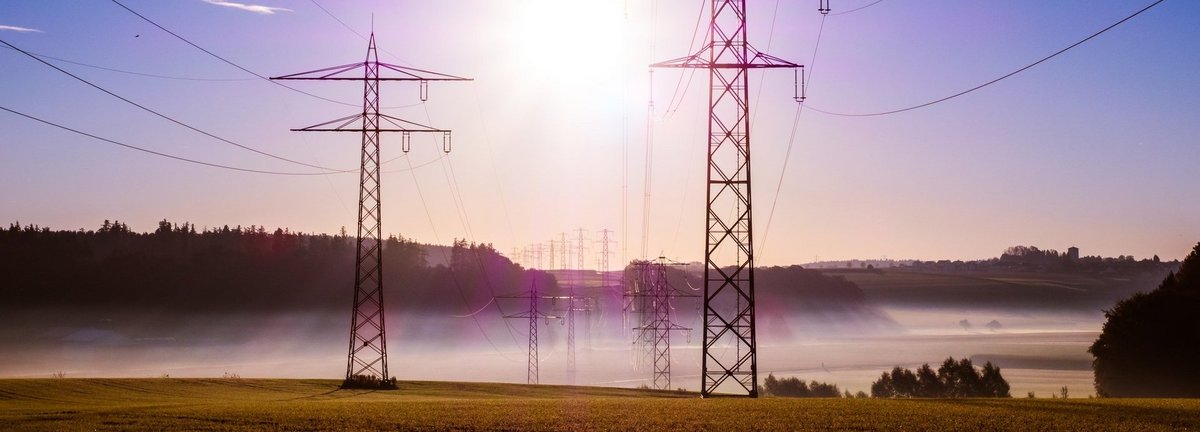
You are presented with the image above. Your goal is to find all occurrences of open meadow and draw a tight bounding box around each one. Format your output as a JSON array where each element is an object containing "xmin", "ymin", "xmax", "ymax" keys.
[{"xmin": 1, "ymin": 379, "xmax": 1198, "ymax": 431}]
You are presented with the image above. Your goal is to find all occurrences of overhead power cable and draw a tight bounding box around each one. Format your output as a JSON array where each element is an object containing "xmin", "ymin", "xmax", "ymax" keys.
[
  {"xmin": 2, "ymin": 105, "xmax": 444, "ymax": 176},
  {"xmin": 0, "ymin": 45, "xmax": 253, "ymax": 82},
  {"xmin": 760, "ymin": 13, "xmax": 827, "ymax": 260},
  {"xmin": 808, "ymin": 0, "xmax": 1164, "ymax": 117},
  {"xmin": 1, "ymin": 105, "xmax": 330, "ymax": 176},
  {"xmin": 110, "ymin": 0, "xmax": 420, "ymax": 110},
  {"xmin": 661, "ymin": 0, "xmax": 706, "ymax": 118},
  {"xmin": 112, "ymin": 0, "xmax": 356, "ymax": 108},
  {"xmin": 308, "ymin": 0, "xmax": 414, "ymax": 67},
  {"xmin": 831, "ymin": 0, "xmax": 885, "ymax": 16},
  {"xmin": 0, "ymin": 37, "xmax": 351, "ymax": 173}
]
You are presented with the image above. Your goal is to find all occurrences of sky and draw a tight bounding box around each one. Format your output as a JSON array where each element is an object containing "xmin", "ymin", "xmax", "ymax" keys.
[{"xmin": 1, "ymin": 0, "xmax": 1198, "ymax": 267}]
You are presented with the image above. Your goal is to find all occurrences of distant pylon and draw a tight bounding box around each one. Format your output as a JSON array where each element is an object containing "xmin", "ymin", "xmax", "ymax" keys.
[
  {"xmin": 500, "ymin": 282, "xmax": 560, "ymax": 385},
  {"xmin": 559, "ymin": 232, "xmax": 568, "ymax": 272},
  {"xmin": 567, "ymin": 286, "xmax": 577, "ymax": 385},
  {"xmin": 595, "ymin": 228, "xmax": 616, "ymax": 351},
  {"xmin": 626, "ymin": 258, "xmax": 694, "ymax": 389},
  {"xmin": 272, "ymin": 32, "xmax": 471, "ymax": 389},
  {"xmin": 652, "ymin": 0, "xmax": 802, "ymax": 397},
  {"xmin": 598, "ymin": 229, "xmax": 615, "ymax": 279},
  {"xmin": 567, "ymin": 228, "xmax": 587, "ymax": 385},
  {"xmin": 624, "ymin": 261, "xmax": 655, "ymax": 370},
  {"xmin": 528, "ymin": 289, "xmax": 539, "ymax": 384}
]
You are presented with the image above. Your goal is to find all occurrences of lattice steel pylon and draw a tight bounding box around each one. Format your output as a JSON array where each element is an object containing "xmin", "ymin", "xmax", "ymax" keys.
[
  {"xmin": 500, "ymin": 282, "xmax": 562, "ymax": 385},
  {"xmin": 623, "ymin": 260, "xmax": 653, "ymax": 371},
  {"xmin": 527, "ymin": 290, "xmax": 539, "ymax": 384},
  {"xmin": 271, "ymin": 32, "xmax": 470, "ymax": 389},
  {"xmin": 651, "ymin": 1, "xmax": 801, "ymax": 397},
  {"xmin": 567, "ymin": 228, "xmax": 589, "ymax": 384},
  {"xmin": 626, "ymin": 258, "xmax": 694, "ymax": 390}
]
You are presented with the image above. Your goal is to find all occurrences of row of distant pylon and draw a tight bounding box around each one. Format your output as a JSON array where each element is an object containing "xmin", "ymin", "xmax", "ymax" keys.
[{"xmin": 511, "ymin": 228, "xmax": 617, "ymax": 273}]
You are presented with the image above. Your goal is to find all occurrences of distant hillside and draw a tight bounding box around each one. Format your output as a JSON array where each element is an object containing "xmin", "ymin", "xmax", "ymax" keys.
[
  {"xmin": 811, "ymin": 245, "xmax": 1178, "ymax": 312},
  {"xmin": 618, "ymin": 264, "xmax": 901, "ymax": 339},
  {"xmin": 819, "ymin": 267, "xmax": 1174, "ymax": 312},
  {"xmin": 0, "ymin": 220, "xmax": 557, "ymax": 343}
]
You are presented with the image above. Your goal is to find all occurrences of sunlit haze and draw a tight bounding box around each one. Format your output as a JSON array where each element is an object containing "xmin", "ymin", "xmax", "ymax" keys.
[{"xmin": 2, "ymin": 0, "xmax": 1198, "ymax": 266}]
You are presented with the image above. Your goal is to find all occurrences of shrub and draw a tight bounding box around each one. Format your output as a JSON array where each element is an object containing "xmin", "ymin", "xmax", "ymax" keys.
[
  {"xmin": 342, "ymin": 374, "xmax": 397, "ymax": 390},
  {"xmin": 762, "ymin": 373, "xmax": 841, "ymax": 397},
  {"xmin": 870, "ymin": 357, "xmax": 1009, "ymax": 398}
]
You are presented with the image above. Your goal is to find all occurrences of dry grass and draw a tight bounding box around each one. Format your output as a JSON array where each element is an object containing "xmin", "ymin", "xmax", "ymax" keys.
[{"xmin": 1, "ymin": 379, "xmax": 1198, "ymax": 431}]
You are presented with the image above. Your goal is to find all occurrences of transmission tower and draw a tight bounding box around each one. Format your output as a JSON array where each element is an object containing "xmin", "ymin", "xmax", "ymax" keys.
[
  {"xmin": 623, "ymin": 261, "xmax": 655, "ymax": 370},
  {"xmin": 500, "ymin": 282, "xmax": 560, "ymax": 385},
  {"xmin": 272, "ymin": 32, "xmax": 470, "ymax": 389},
  {"xmin": 625, "ymin": 258, "xmax": 694, "ymax": 389},
  {"xmin": 533, "ymin": 243, "xmax": 544, "ymax": 269},
  {"xmin": 559, "ymin": 232, "xmax": 568, "ymax": 272},
  {"xmin": 652, "ymin": 1, "xmax": 802, "ymax": 397},
  {"xmin": 564, "ymin": 228, "xmax": 588, "ymax": 384},
  {"xmin": 597, "ymin": 229, "xmax": 615, "ymax": 279},
  {"xmin": 595, "ymin": 228, "xmax": 616, "ymax": 351}
]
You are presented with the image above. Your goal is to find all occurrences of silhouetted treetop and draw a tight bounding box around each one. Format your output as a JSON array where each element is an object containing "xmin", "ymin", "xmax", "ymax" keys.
[{"xmin": 1089, "ymin": 242, "xmax": 1200, "ymax": 397}]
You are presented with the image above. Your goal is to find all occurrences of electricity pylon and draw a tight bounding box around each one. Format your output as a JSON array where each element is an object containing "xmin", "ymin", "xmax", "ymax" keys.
[
  {"xmin": 565, "ymin": 228, "xmax": 588, "ymax": 385},
  {"xmin": 272, "ymin": 32, "xmax": 470, "ymax": 389},
  {"xmin": 499, "ymin": 283, "xmax": 590, "ymax": 385},
  {"xmin": 652, "ymin": 1, "xmax": 802, "ymax": 397},
  {"xmin": 500, "ymin": 282, "xmax": 560, "ymax": 385},
  {"xmin": 624, "ymin": 261, "xmax": 655, "ymax": 370},
  {"xmin": 625, "ymin": 258, "xmax": 694, "ymax": 390},
  {"xmin": 597, "ymin": 229, "xmax": 615, "ymax": 280},
  {"xmin": 594, "ymin": 228, "xmax": 616, "ymax": 351}
]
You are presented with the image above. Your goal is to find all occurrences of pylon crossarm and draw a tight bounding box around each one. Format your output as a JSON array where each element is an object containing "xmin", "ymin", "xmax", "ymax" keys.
[
  {"xmin": 378, "ymin": 114, "xmax": 447, "ymax": 132},
  {"xmin": 651, "ymin": 44, "xmax": 801, "ymax": 69},
  {"xmin": 292, "ymin": 113, "xmax": 449, "ymax": 133},
  {"xmin": 378, "ymin": 62, "xmax": 473, "ymax": 81},
  {"xmin": 270, "ymin": 62, "xmax": 363, "ymax": 80},
  {"xmin": 271, "ymin": 61, "xmax": 472, "ymax": 81}
]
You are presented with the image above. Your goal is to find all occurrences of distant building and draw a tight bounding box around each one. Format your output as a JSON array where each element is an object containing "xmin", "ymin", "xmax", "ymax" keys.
[{"xmin": 1067, "ymin": 246, "xmax": 1080, "ymax": 261}]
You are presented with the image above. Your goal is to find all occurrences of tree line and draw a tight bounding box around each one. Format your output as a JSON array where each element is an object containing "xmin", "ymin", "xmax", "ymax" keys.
[
  {"xmin": 0, "ymin": 220, "xmax": 556, "ymax": 317},
  {"xmin": 871, "ymin": 357, "xmax": 1010, "ymax": 398},
  {"xmin": 1090, "ymin": 242, "xmax": 1200, "ymax": 397}
]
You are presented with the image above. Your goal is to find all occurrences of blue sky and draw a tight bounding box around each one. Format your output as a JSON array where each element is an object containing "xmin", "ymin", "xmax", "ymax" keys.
[{"xmin": 1, "ymin": 0, "xmax": 1197, "ymax": 265}]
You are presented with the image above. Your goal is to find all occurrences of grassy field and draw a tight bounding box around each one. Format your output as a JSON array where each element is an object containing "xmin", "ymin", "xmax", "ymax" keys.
[{"xmin": 1, "ymin": 379, "xmax": 1198, "ymax": 431}]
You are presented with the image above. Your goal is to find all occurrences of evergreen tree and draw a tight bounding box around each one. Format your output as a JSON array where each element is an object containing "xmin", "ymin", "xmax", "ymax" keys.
[{"xmin": 1090, "ymin": 242, "xmax": 1200, "ymax": 397}]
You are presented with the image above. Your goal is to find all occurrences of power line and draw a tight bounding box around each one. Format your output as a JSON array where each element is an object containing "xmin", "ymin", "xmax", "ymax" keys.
[
  {"xmin": 760, "ymin": 14, "xmax": 827, "ymax": 261},
  {"xmin": 661, "ymin": 0, "xmax": 706, "ymax": 118},
  {"xmin": 831, "ymin": 0, "xmax": 885, "ymax": 16},
  {"xmin": 2, "ymin": 104, "xmax": 443, "ymax": 177},
  {"xmin": 112, "ymin": 0, "xmax": 350, "ymax": 108},
  {"xmin": 808, "ymin": 0, "xmax": 1165, "ymax": 117},
  {"xmin": 0, "ymin": 37, "xmax": 351, "ymax": 173},
  {"xmin": 308, "ymin": 0, "xmax": 364, "ymax": 41},
  {"xmin": 110, "ymin": 0, "xmax": 418, "ymax": 110},
  {"xmin": 307, "ymin": 0, "xmax": 414, "ymax": 67},
  {"xmin": 0, "ymin": 105, "xmax": 332, "ymax": 176},
  {"xmin": 0, "ymin": 45, "xmax": 254, "ymax": 82},
  {"xmin": 403, "ymin": 155, "xmax": 524, "ymax": 358}
]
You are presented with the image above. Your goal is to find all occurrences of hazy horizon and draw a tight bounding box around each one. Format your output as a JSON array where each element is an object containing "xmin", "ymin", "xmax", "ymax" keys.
[{"xmin": 2, "ymin": 0, "xmax": 1198, "ymax": 266}]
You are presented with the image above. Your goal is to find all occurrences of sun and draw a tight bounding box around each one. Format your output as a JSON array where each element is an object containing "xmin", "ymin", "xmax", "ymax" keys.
[{"xmin": 509, "ymin": 0, "xmax": 628, "ymax": 95}]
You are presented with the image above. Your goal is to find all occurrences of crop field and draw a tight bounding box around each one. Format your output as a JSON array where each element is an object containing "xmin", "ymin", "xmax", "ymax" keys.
[{"xmin": 1, "ymin": 379, "xmax": 1198, "ymax": 431}]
